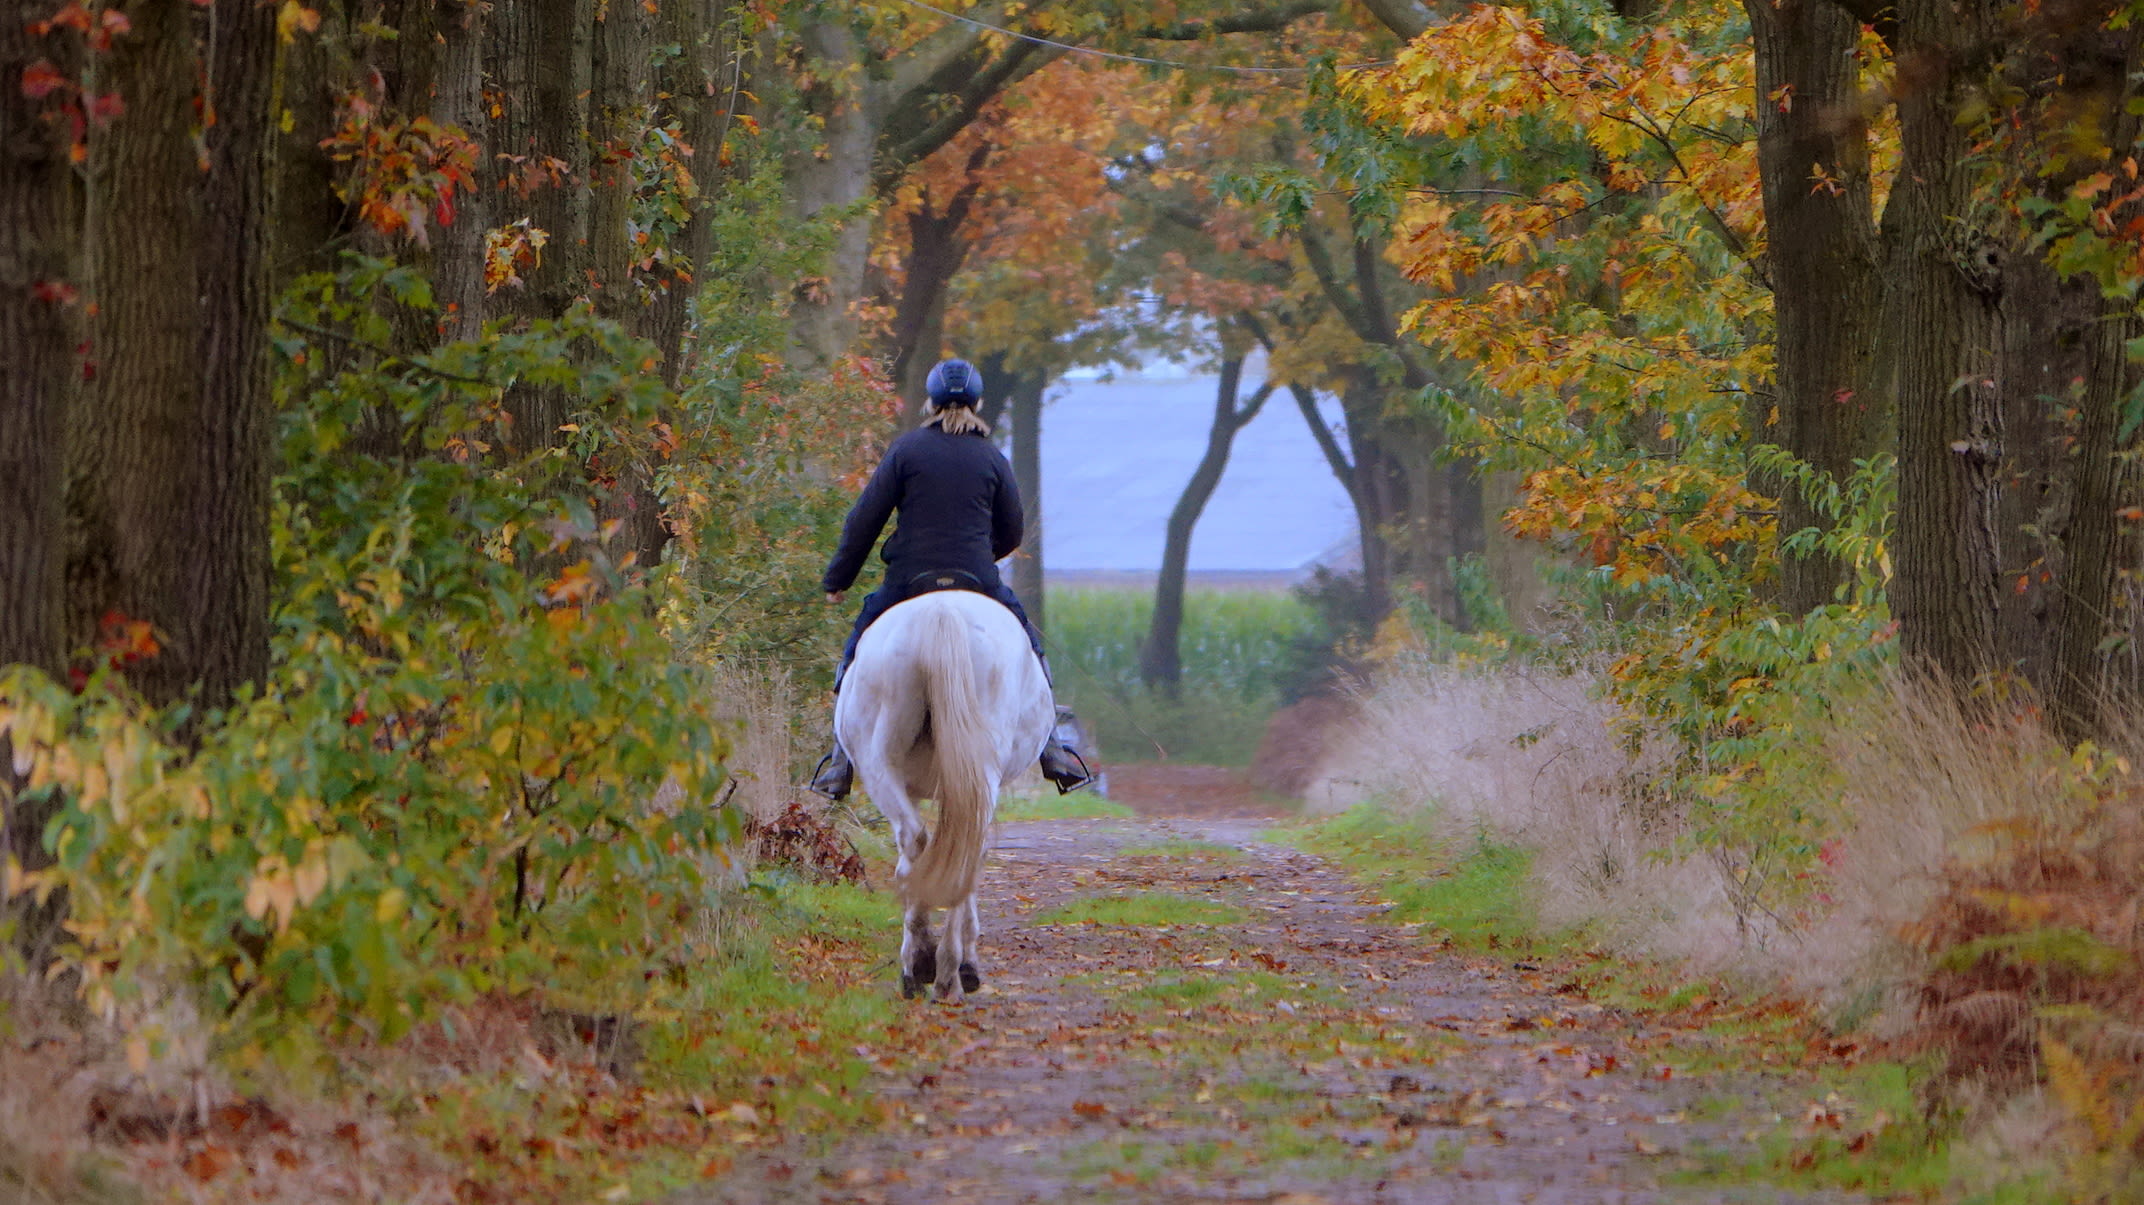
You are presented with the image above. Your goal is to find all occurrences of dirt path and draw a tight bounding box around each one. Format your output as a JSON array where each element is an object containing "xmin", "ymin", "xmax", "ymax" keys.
[{"xmin": 667, "ymin": 772, "xmax": 1864, "ymax": 1205}]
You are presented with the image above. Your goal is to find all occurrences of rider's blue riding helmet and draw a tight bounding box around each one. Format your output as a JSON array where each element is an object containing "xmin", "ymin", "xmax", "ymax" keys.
[{"xmin": 926, "ymin": 358, "xmax": 984, "ymax": 408}]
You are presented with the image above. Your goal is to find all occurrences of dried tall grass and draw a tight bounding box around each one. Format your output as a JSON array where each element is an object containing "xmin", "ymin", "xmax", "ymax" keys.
[
  {"xmin": 1303, "ymin": 659, "xmax": 1741, "ymax": 965},
  {"xmin": 705, "ymin": 659, "xmax": 807, "ymax": 828},
  {"xmin": 1305, "ymin": 661, "xmax": 2135, "ymax": 1024}
]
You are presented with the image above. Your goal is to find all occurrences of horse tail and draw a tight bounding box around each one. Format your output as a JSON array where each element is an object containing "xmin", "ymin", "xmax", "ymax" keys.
[{"xmin": 904, "ymin": 600, "xmax": 995, "ymax": 910}]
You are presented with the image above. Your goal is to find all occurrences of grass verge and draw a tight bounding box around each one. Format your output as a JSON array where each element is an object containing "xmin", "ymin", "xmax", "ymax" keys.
[
  {"xmin": 1281, "ymin": 802, "xmax": 2040, "ymax": 1202},
  {"xmin": 1281, "ymin": 805, "xmax": 1537, "ymax": 952}
]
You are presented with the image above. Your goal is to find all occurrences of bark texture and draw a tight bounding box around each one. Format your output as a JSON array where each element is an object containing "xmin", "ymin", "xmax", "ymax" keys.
[
  {"xmin": 0, "ymin": 5, "xmax": 78, "ymax": 677},
  {"xmin": 491, "ymin": 0, "xmax": 594, "ymax": 453},
  {"xmin": 2, "ymin": 0, "xmax": 82, "ymax": 963},
  {"xmin": 66, "ymin": 0, "xmax": 274, "ymax": 712},
  {"xmin": 1745, "ymin": 0, "xmax": 1889, "ymax": 613}
]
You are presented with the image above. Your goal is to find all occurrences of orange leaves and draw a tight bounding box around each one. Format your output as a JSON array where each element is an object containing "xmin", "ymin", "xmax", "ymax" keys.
[
  {"xmin": 483, "ymin": 219, "xmax": 550, "ymax": 293},
  {"xmin": 95, "ymin": 608, "xmax": 160, "ymax": 668},
  {"xmin": 321, "ymin": 100, "xmax": 481, "ymax": 246}
]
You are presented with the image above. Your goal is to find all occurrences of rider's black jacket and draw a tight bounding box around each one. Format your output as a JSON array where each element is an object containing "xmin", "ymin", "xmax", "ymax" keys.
[{"xmin": 821, "ymin": 424, "xmax": 1024, "ymax": 596}]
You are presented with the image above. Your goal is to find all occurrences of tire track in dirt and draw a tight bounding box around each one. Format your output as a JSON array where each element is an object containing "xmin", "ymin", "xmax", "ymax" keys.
[{"xmin": 677, "ymin": 783, "xmax": 1862, "ymax": 1205}]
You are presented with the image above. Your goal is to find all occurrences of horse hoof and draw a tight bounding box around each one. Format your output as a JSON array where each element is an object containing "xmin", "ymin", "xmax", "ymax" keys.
[
  {"xmin": 958, "ymin": 962, "xmax": 981, "ymax": 993},
  {"xmin": 900, "ymin": 973, "xmax": 922, "ymax": 1000},
  {"xmin": 910, "ymin": 948, "xmax": 938, "ymax": 987}
]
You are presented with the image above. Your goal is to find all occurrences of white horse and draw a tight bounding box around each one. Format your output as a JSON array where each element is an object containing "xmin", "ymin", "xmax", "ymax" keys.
[{"xmin": 834, "ymin": 589, "xmax": 1055, "ymax": 1002}]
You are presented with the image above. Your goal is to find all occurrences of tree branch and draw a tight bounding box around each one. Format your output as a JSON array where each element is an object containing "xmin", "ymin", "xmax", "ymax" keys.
[
  {"xmin": 1296, "ymin": 225, "xmax": 1376, "ymax": 341},
  {"xmin": 1289, "ymin": 382, "xmax": 1360, "ymax": 486},
  {"xmin": 881, "ymin": 2, "xmax": 1013, "ymax": 99},
  {"xmin": 1354, "ymin": 0, "xmax": 1432, "ymax": 40},
  {"xmin": 1231, "ymin": 380, "xmax": 1279, "ymax": 429},
  {"xmin": 874, "ymin": 38, "xmax": 1063, "ymax": 193},
  {"xmin": 1135, "ymin": 0, "xmax": 1337, "ymax": 40}
]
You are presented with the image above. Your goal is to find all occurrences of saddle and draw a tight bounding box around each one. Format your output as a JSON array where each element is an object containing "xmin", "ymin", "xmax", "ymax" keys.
[{"xmin": 904, "ymin": 568, "xmax": 989, "ymax": 596}]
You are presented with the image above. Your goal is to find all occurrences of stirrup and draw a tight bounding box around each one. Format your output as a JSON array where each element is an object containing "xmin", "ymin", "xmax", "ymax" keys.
[
  {"xmin": 1041, "ymin": 744, "xmax": 1095, "ymax": 795},
  {"xmin": 809, "ymin": 747, "xmax": 852, "ymax": 801}
]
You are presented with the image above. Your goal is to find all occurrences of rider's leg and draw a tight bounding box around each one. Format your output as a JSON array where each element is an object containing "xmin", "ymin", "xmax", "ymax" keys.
[
  {"xmin": 809, "ymin": 587, "xmax": 900, "ymax": 800},
  {"xmin": 987, "ymin": 583, "xmax": 1094, "ymax": 794}
]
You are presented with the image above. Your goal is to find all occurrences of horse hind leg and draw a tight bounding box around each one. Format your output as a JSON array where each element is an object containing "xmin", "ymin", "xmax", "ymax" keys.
[
  {"xmin": 935, "ymin": 892, "xmax": 981, "ymax": 1002},
  {"xmin": 900, "ymin": 905, "xmax": 937, "ymax": 1000},
  {"xmin": 958, "ymin": 896, "xmax": 982, "ymax": 993}
]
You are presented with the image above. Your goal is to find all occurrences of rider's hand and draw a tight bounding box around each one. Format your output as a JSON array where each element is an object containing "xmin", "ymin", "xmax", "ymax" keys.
[{"xmin": 826, "ymin": 591, "xmax": 846, "ymax": 604}]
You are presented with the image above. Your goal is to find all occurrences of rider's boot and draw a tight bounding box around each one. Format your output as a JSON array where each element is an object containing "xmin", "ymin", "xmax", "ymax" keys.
[
  {"xmin": 809, "ymin": 743, "xmax": 853, "ymax": 801},
  {"xmin": 1039, "ymin": 706, "xmax": 1095, "ymax": 794},
  {"xmin": 808, "ymin": 663, "xmax": 854, "ymax": 801}
]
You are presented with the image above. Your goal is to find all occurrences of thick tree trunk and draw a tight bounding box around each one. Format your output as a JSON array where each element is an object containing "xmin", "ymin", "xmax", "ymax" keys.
[
  {"xmin": 1140, "ymin": 354, "xmax": 1271, "ymax": 694},
  {"xmin": 590, "ymin": 0, "xmax": 653, "ymax": 321},
  {"xmin": 432, "ymin": 0, "xmax": 491, "ymax": 338},
  {"xmin": 1007, "ymin": 370, "xmax": 1047, "ymax": 633},
  {"xmin": 1746, "ymin": 0, "xmax": 1889, "ymax": 613},
  {"xmin": 66, "ymin": 0, "xmax": 273, "ymax": 712},
  {"xmin": 189, "ymin": 0, "xmax": 277, "ymax": 701},
  {"xmin": 644, "ymin": 0, "xmax": 737, "ymax": 380},
  {"xmin": 889, "ymin": 202, "xmax": 977, "ymax": 419},
  {"xmin": 1884, "ymin": 3, "xmax": 2005, "ymax": 685},
  {"xmin": 71, "ymin": 0, "xmax": 211, "ymax": 704},
  {"xmin": 2, "ymin": 0, "xmax": 82, "ymax": 963},
  {"xmin": 269, "ymin": 0, "xmax": 352, "ymax": 293},
  {"xmin": 0, "ymin": 7, "xmax": 78, "ymax": 678},
  {"xmin": 491, "ymin": 0, "xmax": 594, "ymax": 453}
]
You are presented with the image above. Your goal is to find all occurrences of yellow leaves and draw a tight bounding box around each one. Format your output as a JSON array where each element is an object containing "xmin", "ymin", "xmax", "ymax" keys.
[
  {"xmin": 275, "ymin": 0, "xmax": 320, "ymax": 42},
  {"xmin": 243, "ymin": 846, "xmax": 333, "ymax": 935}
]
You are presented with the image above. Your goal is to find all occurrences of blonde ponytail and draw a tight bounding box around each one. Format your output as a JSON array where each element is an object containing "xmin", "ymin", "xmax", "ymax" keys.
[{"xmin": 924, "ymin": 402, "xmax": 990, "ymax": 436}]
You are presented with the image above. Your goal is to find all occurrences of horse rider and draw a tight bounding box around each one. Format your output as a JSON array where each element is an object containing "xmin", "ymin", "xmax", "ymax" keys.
[{"xmin": 809, "ymin": 357, "xmax": 1095, "ymax": 801}]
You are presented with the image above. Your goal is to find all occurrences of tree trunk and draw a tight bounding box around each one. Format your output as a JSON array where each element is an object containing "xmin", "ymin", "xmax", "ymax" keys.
[
  {"xmin": 1007, "ymin": 369, "xmax": 1047, "ymax": 633},
  {"xmin": 1884, "ymin": 3, "xmax": 2005, "ymax": 685},
  {"xmin": 1746, "ymin": 0, "xmax": 1889, "ymax": 613},
  {"xmin": 590, "ymin": 0, "xmax": 654, "ymax": 322},
  {"xmin": 187, "ymin": 0, "xmax": 277, "ymax": 701},
  {"xmin": 269, "ymin": 0, "xmax": 353, "ymax": 294},
  {"xmin": 71, "ymin": 0, "xmax": 211, "ymax": 704},
  {"xmin": 784, "ymin": 17, "xmax": 877, "ymax": 374},
  {"xmin": 1140, "ymin": 353, "xmax": 1272, "ymax": 694},
  {"xmin": 1288, "ymin": 381, "xmax": 1392, "ymax": 624},
  {"xmin": 889, "ymin": 202, "xmax": 976, "ymax": 420},
  {"xmin": 644, "ymin": 0, "xmax": 737, "ymax": 380},
  {"xmin": 491, "ymin": 0, "xmax": 593, "ymax": 453},
  {"xmin": 1, "ymin": 6, "xmax": 78, "ymax": 678},
  {"xmin": 2, "ymin": 0, "xmax": 83, "ymax": 964},
  {"xmin": 431, "ymin": 0, "xmax": 491, "ymax": 338}
]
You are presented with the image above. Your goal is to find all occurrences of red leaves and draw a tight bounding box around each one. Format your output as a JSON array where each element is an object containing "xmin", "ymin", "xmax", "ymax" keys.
[{"xmin": 20, "ymin": 60, "xmax": 66, "ymax": 99}]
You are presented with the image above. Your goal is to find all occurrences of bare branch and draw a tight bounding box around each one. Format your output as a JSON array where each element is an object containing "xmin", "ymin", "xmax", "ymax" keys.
[{"xmin": 1354, "ymin": 0, "xmax": 1432, "ymax": 40}]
